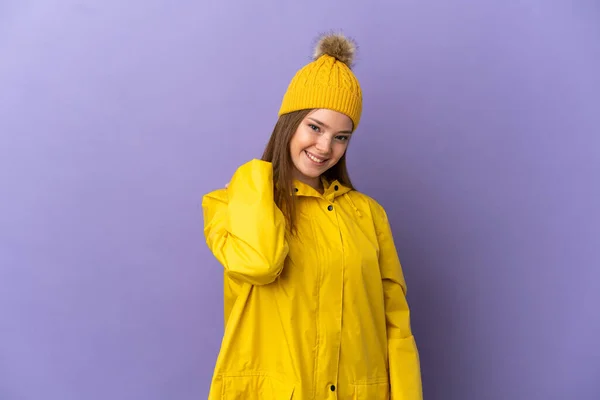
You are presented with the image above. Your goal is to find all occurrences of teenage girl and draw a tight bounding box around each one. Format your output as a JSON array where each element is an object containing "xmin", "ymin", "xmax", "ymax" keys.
[{"xmin": 202, "ymin": 32, "xmax": 423, "ymax": 400}]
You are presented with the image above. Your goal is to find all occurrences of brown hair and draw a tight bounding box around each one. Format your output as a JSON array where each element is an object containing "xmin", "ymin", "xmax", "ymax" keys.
[{"xmin": 261, "ymin": 109, "xmax": 354, "ymax": 232}]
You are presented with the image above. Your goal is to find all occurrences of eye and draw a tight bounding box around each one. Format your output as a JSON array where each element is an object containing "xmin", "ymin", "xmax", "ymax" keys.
[
  {"xmin": 308, "ymin": 124, "xmax": 320, "ymax": 132},
  {"xmin": 335, "ymin": 135, "xmax": 350, "ymax": 142}
]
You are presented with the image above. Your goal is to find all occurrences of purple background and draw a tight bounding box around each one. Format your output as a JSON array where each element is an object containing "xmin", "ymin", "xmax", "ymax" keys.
[{"xmin": 1, "ymin": 1, "xmax": 599, "ymax": 399}]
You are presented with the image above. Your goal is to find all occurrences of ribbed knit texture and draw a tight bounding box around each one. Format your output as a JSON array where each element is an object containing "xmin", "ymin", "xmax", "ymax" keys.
[{"xmin": 278, "ymin": 54, "xmax": 363, "ymax": 129}]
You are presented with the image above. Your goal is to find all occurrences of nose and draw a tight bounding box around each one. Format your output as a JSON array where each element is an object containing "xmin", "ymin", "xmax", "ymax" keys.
[{"xmin": 314, "ymin": 135, "xmax": 332, "ymax": 154}]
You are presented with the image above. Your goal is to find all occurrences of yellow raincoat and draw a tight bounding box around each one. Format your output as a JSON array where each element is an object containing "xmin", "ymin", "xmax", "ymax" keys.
[{"xmin": 202, "ymin": 159, "xmax": 422, "ymax": 399}]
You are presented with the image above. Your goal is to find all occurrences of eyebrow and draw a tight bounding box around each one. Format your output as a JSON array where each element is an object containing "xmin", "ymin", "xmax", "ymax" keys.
[{"xmin": 308, "ymin": 117, "xmax": 353, "ymax": 134}]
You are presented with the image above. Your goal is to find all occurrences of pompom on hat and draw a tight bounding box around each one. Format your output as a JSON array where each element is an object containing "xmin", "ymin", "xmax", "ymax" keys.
[{"xmin": 278, "ymin": 32, "xmax": 363, "ymax": 130}]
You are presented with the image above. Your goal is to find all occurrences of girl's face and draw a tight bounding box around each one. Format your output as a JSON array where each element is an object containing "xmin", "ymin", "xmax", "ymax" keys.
[{"xmin": 289, "ymin": 109, "xmax": 353, "ymax": 190}]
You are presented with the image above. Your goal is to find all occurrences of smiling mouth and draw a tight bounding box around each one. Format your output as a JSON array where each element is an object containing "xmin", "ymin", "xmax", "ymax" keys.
[{"xmin": 305, "ymin": 150, "xmax": 329, "ymax": 164}]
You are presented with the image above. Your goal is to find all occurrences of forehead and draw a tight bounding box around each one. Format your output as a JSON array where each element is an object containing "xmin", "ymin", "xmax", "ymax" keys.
[{"xmin": 307, "ymin": 109, "xmax": 353, "ymax": 130}]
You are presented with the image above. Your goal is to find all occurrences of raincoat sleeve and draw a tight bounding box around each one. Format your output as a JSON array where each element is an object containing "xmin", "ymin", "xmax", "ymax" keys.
[
  {"xmin": 374, "ymin": 205, "xmax": 423, "ymax": 400},
  {"xmin": 201, "ymin": 159, "xmax": 289, "ymax": 286}
]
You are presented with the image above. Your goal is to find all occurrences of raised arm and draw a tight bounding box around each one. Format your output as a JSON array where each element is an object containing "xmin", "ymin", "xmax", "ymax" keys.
[{"xmin": 202, "ymin": 159, "xmax": 289, "ymax": 286}]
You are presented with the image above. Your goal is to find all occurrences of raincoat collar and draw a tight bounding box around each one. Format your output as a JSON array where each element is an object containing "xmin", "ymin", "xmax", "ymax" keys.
[{"xmin": 293, "ymin": 176, "xmax": 352, "ymax": 201}]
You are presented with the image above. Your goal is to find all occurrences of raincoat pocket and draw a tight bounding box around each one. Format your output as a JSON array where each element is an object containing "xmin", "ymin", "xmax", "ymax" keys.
[
  {"xmin": 353, "ymin": 380, "xmax": 390, "ymax": 400},
  {"xmin": 222, "ymin": 373, "xmax": 295, "ymax": 399}
]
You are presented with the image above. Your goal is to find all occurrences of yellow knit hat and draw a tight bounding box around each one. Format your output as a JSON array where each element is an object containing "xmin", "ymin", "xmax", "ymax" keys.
[{"xmin": 278, "ymin": 33, "xmax": 363, "ymax": 130}]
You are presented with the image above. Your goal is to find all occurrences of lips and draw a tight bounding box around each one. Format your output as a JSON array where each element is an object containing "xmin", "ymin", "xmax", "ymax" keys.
[{"xmin": 305, "ymin": 150, "xmax": 328, "ymax": 164}]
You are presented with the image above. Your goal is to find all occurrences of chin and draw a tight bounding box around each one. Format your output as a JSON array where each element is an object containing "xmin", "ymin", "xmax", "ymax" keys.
[
  {"xmin": 303, "ymin": 169, "xmax": 322, "ymax": 179},
  {"xmin": 306, "ymin": 159, "xmax": 338, "ymax": 175}
]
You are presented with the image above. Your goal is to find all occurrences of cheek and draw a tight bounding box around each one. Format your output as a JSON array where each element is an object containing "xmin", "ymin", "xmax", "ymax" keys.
[
  {"xmin": 290, "ymin": 131, "xmax": 313, "ymax": 152},
  {"xmin": 289, "ymin": 134, "xmax": 300, "ymax": 152},
  {"xmin": 331, "ymin": 142, "xmax": 349, "ymax": 160}
]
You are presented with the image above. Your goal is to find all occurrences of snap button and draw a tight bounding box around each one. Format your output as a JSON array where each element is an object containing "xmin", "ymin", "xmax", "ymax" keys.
[
  {"xmin": 327, "ymin": 205, "xmax": 333, "ymax": 211},
  {"xmin": 330, "ymin": 384, "xmax": 336, "ymax": 391}
]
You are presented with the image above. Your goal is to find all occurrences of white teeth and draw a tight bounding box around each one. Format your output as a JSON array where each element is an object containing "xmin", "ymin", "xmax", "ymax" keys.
[{"xmin": 306, "ymin": 151, "xmax": 326, "ymax": 163}]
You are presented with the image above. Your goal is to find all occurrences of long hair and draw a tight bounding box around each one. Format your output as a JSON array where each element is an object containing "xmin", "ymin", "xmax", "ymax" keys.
[{"xmin": 261, "ymin": 109, "xmax": 354, "ymax": 232}]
